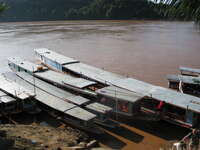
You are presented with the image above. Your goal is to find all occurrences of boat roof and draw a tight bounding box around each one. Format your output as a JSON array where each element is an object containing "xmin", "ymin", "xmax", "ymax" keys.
[
  {"xmin": 1, "ymin": 96, "xmax": 16, "ymax": 103},
  {"xmin": 17, "ymin": 72, "xmax": 90, "ymax": 106},
  {"xmin": 86, "ymin": 102, "xmax": 112, "ymax": 114},
  {"xmin": 35, "ymin": 70, "xmax": 96, "ymax": 89},
  {"xmin": 63, "ymin": 63, "xmax": 124, "ymax": 84},
  {"xmin": 180, "ymin": 66, "xmax": 200, "ymax": 74},
  {"xmin": 65, "ymin": 107, "xmax": 96, "ymax": 121},
  {"xmin": 34, "ymin": 50, "xmax": 200, "ymax": 113},
  {"xmin": 67, "ymin": 96, "xmax": 90, "ymax": 105},
  {"xmin": 0, "ymin": 91, "xmax": 7, "ymax": 97},
  {"xmin": 34, "ymin": 48, "xmax": 79, "ymax": 65},
  {"xmin": 0, "ymin": 91, "xmax": 16, "ymax": 103},
  {"xmin": 167, "ymin": 74, "xmax": 200, "ymax": 85},
  {"xmin": 112, "ymin": 78, "xmax": 200, "ymax": 113},
  {"xmin": 8, "ymin": 57, "xmax": 47, "ymax": 73},
  {"xmin": 3, "ymin": 72, "xmax": 96, "ymax": 121},
  {"xmin": 150, "ymin": 87, "xmax": 200, "ymax": 113},
  {"xmin": 112, "ymin": 78, "xmax": 155, "ymax": 96},
  {"xmin": 0, "ymin": 75, "xmax": 35, "ymax": 100},
  {"xmin": 97, "ymin": 85, "xmax": 144, "ymax": 103}
]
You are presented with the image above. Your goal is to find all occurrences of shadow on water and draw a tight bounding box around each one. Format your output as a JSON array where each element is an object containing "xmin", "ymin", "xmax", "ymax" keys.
[
  {"xmin": 95, "ymin": 131, "xmax": 126, "ymax": 149},
  {"xmin": 106, "ymin": 126, "xmax": 144, "ymax": 143},
  {"xmin": 117, "ymin": 114, "xmax": 190, "ymax": 141}
]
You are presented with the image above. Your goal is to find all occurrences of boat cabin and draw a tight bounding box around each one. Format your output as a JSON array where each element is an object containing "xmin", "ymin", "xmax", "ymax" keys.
[
  {"xmin": 8, "ymin": 57, "xmax": 48, "ymax": 75},
  {"xmin": 167, "ymin": 74, "xmax": 200, "ymax": 97},
  {"xmin": 140, "ymin": 87, "xmax": 200, "ymax": 128}
]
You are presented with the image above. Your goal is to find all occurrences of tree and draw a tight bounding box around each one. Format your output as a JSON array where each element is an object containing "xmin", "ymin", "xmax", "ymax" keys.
[
  {"xmin": 157, "ymin": 0, "xmax": 200, "ymax": 23},
  {"xmin": 0, "ymin": 2, "xmax": 7, "ymax": 13}
]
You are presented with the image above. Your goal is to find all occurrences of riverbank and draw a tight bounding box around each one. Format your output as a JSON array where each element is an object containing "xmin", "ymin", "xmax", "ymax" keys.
[{"xmin": 0, "ymin": 124, "xmax": 100, "ymax": 150}]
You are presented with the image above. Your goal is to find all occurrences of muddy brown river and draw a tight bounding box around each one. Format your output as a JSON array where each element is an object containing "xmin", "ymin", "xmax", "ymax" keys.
[{"xmin": 0, "ymin": 20, "xmax": 199, "ymax": 149}]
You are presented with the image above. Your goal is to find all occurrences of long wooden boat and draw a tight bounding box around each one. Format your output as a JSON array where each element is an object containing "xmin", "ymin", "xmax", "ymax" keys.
[
  {"xmin": 7, "ymin": 58, "xmax": 121, "ymax": 128},
  {"xmin": 0, "ymin": 75, "xmax": 40, "ymax": 115},
  {"xmin": 34, "ymin": 48, "xmax": 200, "ymax": 128},
  {"xmin": 3, "ymin": 72, "xmax": 104, "ymax": 134}
]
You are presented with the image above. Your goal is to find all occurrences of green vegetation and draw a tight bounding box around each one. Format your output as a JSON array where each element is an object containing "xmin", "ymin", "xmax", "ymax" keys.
[
  {"xmin": 0, "ymin": 0, "xmax": 91, "ymax": 21},
  {"xmin": 157, "ymin": 0, "xmax": 200, "ymax": 23},
  {"xmin": 0, "ymin": 0, "xmax": 163, "ymax": 21},
  {"xmin": 0, "ymin": 2, "xmax": 7, "ymax": 13},
  {"xmin": 65, "ymin": 0, "xmax": 162, "ymax": 20}
]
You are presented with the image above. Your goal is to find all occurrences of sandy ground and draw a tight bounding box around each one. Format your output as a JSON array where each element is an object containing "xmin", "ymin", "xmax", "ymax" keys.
[{"xmin": 0, "ymin": 124, "xmax": 90, "ymax": 150}]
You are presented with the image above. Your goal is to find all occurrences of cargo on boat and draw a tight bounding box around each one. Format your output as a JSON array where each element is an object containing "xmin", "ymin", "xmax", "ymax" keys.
[
  {"xmin": 167, "ymin": 74, "xmax": 200, "ymax": 97},
  {"xmin": 34, "ymin": 48, "xmax": 200, "ymax": 128}
]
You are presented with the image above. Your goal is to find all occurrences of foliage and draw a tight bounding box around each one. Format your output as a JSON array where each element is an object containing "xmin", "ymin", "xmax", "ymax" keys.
[
  {"xmin": 0, "ymin": 2, "xmax": 7, "ymax": 13},
  {"xmin": 156, "ymin": 0, "xmax": 200, "ymax": 23},
  {"xmin": 65, "ymin": 0, "xmax": 163, "ymax": 20},
  {"xmin": 0, "ymin": 0, "xmax": 91, "ymax": 21}
]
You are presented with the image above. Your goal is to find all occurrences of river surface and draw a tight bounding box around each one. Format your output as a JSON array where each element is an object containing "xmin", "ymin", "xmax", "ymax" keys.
[{"xmin": 0, "ymin": 20, "xmax": 199, "ymax": 149}]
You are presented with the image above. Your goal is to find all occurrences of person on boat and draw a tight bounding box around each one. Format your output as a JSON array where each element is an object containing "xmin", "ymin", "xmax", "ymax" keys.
[
  {"xmin": 156, "ymin": 101, "xmax": 166, "ymax": 119},
  {"xmin": 183, "ymin": 128, "xmax": 200, "ymax": 150}
]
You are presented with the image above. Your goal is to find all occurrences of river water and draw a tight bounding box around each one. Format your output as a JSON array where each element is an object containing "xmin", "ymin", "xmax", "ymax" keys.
[{"xmin": 0, "ymin": 20, "xmax": 199, "ymax": 149}]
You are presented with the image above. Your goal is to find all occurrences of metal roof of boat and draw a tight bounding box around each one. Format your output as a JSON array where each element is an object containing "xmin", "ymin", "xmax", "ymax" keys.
[
  {"xmin": 65, "ymin": 107, "xmax": 96, "ymax": 121},
  {"xmin": 167, "ymin": 74, "xmax": 200, "ymax": 85},
  {"xmin": 63, "ymin": 63, "xmax": 125, "ymax": 84},
  {"xmin": 150, "ymin": 87, "xmax": 200, "ymax": 113},
  {"xmin": 0, "ymin": 75, "xmax": 35, "ymax": 100},
  {"xmin": 35, "ymin": 70, "xmax": 96, "ymax": 89},
  {"xmin": 180, "ymin": 66, "xmax": 200, "ymax": 74},
  {"xmin": 67, "ymin": 96, "xmax": 89, "ymax": 105},
  {"xmin": 86, "ymin": 102, "xmax": 112, "ymax": 114},
  {"xmin": 0, "ymin": 91, "xmax": 7, "ymax": 97},
  {"xmin": 8, "ymin": 57, "xmax": 47, "ymax": 73},
  {"xmin": 3, "ymin": 72, "xmax": 76, "ymax": 112},
  {"xmin": 0, "ymin": 96, "xmax": 16, "ymax": 103},
  {"xmin": 97, "ymin": 86, "xmax": 144, "ymax": 103},
  {"xmin": 34, "ymin": 48, "xmax": 80, "ymax": 65},
  {"xmin": 112, "ymin": 78, "xmax": 155, "ymax": 96},
  {"xmin": 16, "ymin": 72, "xmax": 90, "ymax": 106}
]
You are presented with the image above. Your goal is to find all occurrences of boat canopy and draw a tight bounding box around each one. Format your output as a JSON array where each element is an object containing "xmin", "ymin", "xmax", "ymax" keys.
[
  {"xmin": 180, "ymin": 66, "xmax": 200, "ymax": 75},
  {"xmin": 8, "ymin": 57, "xmax": 47, "ymax": 73},
  {"xmin": 34, "ymin": 49, "xmax": 200, "ymax": 113},
  {"xmin": 0, "ymin": 75, "xmax": 35, "ymax": 100},
  {"xmin": 34, "ymin": 48, "xmax": 79, "ymax": 65},
  {"xmin": 86, "ymin": 102, "xmax": 112, "ymax": 114},
  {"xmin": 167, "ymin": 74, "xmax": 200, "ymax": 85},
  {"xmin": 1, "ymin": 96, "xmax": 16, "ymax": 103},
  {"xmin": 65, "ymin": 107, "xmax": 96, "ymax": 121},
  {"xmin": 0, "ymin": 91, "xmax": 16, "ymax": 103},
  {"xmin": 4, "ymin": 72, "xmax": 96, "ymax": 121},
  {"xmin": 150, "ymin": 87, "xmax": 200, "ymax": 113},
  {"xmin": 35, "ymin": 70, "xmax": 96, "ymax": 89},
  {"xmin": 97, "ymin": 85, "xmax": 144, "ymax": 103},
  {"xmin": 63, "ymin": 63, "xmax": 124, "ymax": 84},
  {"xmin": 112, "ymin": 78, "xmax": 155, "ymax": 96},
  {"xmin": 66, "ymin": 96, "xmax": 90, "ymax": 105},
  {"xmin": 16, "ymin": 72, "xmax": 90, "ymax": 106}
]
